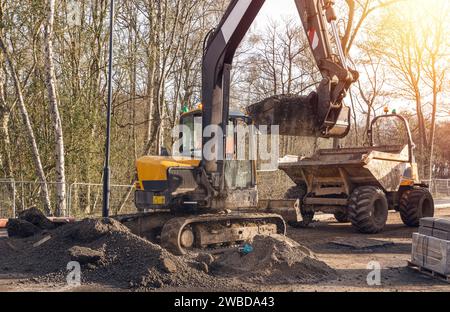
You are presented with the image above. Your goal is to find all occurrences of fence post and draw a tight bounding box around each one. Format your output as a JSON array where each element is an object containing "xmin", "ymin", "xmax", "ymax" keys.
[
  {"xmin": 20, "ymin": 181, "xmax": 24, "ymax": 212},
  {"xmin": 12, "ymin": 179, "xmax": 16, "ymax": 218},
  {"xmin": 67, "ymin": 183, "xmax": 75, "ymax": 218}
]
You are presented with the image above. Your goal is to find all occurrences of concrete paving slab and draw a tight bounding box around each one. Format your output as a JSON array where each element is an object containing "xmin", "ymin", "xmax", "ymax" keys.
[{"xmin": 0, "ymin": 229, "xmax": 7, "ymax": 240}]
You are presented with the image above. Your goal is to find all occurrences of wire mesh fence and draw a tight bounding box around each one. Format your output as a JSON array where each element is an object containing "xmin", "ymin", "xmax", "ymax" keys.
[
  {"xmin": 0, "ymin": 180, "xmax": 136, "ymax": 219},
  {"xmin": 1, "ymin": 178, "xmax": 449, "ymax": 219},
  {"xmin": 0, "ymin": 179, "xmax": 15, "ymax": 219},
  {"xmin": 423, "ymin": 179, "xmax": 450, "ymax": 199},
  {"xmin": 67, "ymin": 183, "xmax": 136, "ymax": 218}
]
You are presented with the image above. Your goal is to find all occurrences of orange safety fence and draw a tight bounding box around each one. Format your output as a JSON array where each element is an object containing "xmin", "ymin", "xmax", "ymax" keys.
[
  {"xmin": 0, "ymin": 219, "xmax": 8, "ymax": 229},
  {"xmin": 0, "ymin": 217, "xmax": 76, "ymax": 229}
]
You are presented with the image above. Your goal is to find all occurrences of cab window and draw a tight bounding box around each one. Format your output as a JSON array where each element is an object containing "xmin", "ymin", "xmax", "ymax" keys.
[{"xmin": 180, "ymin": 113, "xmax": 202, "ymax": 159}]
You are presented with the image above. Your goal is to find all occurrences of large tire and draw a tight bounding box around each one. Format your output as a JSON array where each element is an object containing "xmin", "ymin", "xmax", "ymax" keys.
[
  {"xmin": 300, "ymin": 205, "xmax": 315, "ymax": 224},
  {"xmin": 348, "ymin": 186, "xmax": 389, "ymax": 234},
  {"xmin": 334, "ymin": 208, "xmax": 350, "ymax": 223},
  {"xmin": 399, "ymin": 188, "xmax": 434, "ymax": 227}
]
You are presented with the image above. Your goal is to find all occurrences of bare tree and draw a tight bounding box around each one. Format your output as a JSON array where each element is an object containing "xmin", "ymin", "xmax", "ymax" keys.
[
  {"xmin": 0, "ymin": 1, "xmax": 12, "ymax": 179},
  {"xmin": 0, "ymin": 37, "xmax": 52, "ymax": 215},
  {"xmin": 0, "ymin": 61, "xmax": 12, "ymax": 179},
  {"xmin": 354, "ymin": 52, "xmax": 387, "ymax": 145},
  {"xmin": 367, "ymin": 0, "xmax": 449, "ymax": 177},
  {"xmin": 341, "ymin": 0, "xmax": 406, "ymax": 54},
  {"xmin": 234, "ymin": 17, "xmax": 319, "ymax": 105},
  {"xmin": 421, "ymin": 4, "xmax": 449, "ymax": 180},
  {"xmin": 43, "ymin": 0, "xmax": 66, "ymax": 216}
]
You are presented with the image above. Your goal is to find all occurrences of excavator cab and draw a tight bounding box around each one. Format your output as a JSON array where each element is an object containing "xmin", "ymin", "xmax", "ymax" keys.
[
  {"xmin": 179, "ymin": 108, "xmax": 256, "ymax": 192},
  {"xmin": 135, "ymin": 109, "xmax": 258, "ymax": 213}
]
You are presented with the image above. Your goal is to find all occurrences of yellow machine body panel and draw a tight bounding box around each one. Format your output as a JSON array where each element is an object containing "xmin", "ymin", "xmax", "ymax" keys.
[{"xmin": 136, "ymin": 156, "xmax": 200, "ymax": 187}]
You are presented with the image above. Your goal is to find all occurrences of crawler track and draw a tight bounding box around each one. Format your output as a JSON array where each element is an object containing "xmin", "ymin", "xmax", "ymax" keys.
[{"xmin": 160, "ymin": 213, "xmax": 286, "ymax": 255}]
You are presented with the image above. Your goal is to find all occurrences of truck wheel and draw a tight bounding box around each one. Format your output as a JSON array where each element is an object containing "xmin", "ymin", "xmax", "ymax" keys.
[
  {"xmin": 349, "ymin": 186, "xmax": 389, "ymax": 234},
  {"xmin": 334, "ymin": 208, "xmax": 350, "ymax": 223},
  {"xmin": 301, "ymin": 206, "xmax": 315, "ymax": 224},
  {"xmin": 399, "ymin": 188, "xmax": 434, "ymax": 227}
]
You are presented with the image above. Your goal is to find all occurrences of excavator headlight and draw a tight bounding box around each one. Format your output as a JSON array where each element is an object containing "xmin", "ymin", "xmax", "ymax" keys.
[{"xmin": 135, "ymin": 181, "xmax": 142, "ymax": 190}]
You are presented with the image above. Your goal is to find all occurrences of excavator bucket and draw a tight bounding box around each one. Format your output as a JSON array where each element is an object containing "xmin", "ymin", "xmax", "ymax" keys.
[{"xmin": 246, "ymin": 93, "xmax": 351, "ymax": 138}]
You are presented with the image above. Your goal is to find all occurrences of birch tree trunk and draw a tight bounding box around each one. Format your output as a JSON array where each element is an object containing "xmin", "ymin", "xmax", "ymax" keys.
[
  {"xmin": 0, "ymin": 37, "xmax": 52, "ymax": 216},
  {"xmin": 44, "ymin": 0, "xmax": 66, "ymax": 216},
  {"xmin": 0, "ymin": 68, "xmax": 12, "ymax": 179},
  {"xmin": 0, "ymin": 47, "xmax": 12, "ymax": 179}
]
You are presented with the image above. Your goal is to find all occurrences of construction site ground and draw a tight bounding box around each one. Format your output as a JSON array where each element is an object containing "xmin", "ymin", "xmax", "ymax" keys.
[{"xmin": 1, "ymin": 207, "xmax": 450, "ymax": 292}]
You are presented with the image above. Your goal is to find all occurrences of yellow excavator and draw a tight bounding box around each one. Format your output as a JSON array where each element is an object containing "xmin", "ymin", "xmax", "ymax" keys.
[{"xmin": 120, "ymin": 0, "xmax": 358, "ymax": 255}]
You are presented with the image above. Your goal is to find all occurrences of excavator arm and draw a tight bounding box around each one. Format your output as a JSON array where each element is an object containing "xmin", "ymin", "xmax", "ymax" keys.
[
  {"xmin": 201, "ymin": 0, "xmax": 358, "ymax": 191},
  {"xmin": 295, "ymin": 0, "xmax": 358, "ymax": 136},
  {"xmin": 201, "ymin": 0, "xmax": 266, "ymax": 176}
]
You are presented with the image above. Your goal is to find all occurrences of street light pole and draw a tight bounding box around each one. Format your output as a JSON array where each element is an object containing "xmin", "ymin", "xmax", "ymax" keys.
[{"xmin": 103, "ymin": 0, "xmax": 115, "ymax": 218}]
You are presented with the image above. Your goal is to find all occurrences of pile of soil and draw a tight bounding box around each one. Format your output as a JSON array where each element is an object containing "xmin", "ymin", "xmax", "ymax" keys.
[
  {"xmin": 0, "ymin": 218, "xmax": 234, "ymax": 290},
  {"xmin": 211, "ymin": 235, "xmax": 336, "ymax": 284},
  {"xmin": 0, "ymin": 209, "xmax": 337, "ymax": 290},
  {"xmin": 7, "ymin": 208, "xmax": 56, "ymax": 238}
]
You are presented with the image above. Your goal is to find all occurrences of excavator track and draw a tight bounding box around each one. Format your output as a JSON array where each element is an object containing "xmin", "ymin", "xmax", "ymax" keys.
[{"xmin": 160, "ymin": 213, "xmax": 286, "ymax": 255}]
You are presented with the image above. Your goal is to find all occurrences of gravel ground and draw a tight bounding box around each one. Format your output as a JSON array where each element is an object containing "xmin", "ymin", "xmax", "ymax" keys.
[
  {"xmin": 0, "ymin": 217, "xmax": 335, "ymax": 292},
  {"xmin": 1, "ymin": 209, "xmax": 450, "ymax": 292}
]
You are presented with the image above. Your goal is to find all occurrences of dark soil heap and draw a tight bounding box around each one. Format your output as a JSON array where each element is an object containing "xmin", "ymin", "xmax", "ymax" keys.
[
  {"xmin": 211, "ymin": 235, "xmax": 336, "ymax": 284},
  {"xmin": 0, "ymin": 209, "xmax": 337, "ymax": 290},
  {"xmin": 0, "ymin": 218, "xmax": 230, "ymax": 290},
  {"xmin": 7, "ymin": 208, "xmax": 56, "ymax": 238}
]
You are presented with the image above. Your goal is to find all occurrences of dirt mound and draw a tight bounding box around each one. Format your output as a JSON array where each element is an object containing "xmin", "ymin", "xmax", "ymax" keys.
[
  {"xmin": 0, "ymin": 218, "xmax": 233, "ymax": 290},
  {"xmin": 19, "ymin": 208, "xmax": 56, "ymax": 230},
  {"xmin": 211, "ymin": 235, "xmax": 336, "ymax": 284},
  {"xmin": 68, "ymin": 246, "xmax": 105, "ymax": 265},
  {"xmin": 0, "ymin": 216, "xmax": 337, "ymax": 290},
  {"xmin": 7, "ymin": 219, "xmax": 41, "ymax": 238},
  {"xmin": 7, "ymin": 207, "xmax": 56, "ymax": 238},
  {"xmin": 55, "ymin": 218, "xmax": 130, "ymax": 243}
]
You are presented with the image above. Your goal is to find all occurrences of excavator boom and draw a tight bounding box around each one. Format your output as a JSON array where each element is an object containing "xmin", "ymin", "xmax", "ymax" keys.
[{"xmin": 201, "ymin": 0, "xmax": 358, "ymax": 178}]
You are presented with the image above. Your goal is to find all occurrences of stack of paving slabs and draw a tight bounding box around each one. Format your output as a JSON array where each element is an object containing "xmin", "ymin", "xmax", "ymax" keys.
[{"xmin": 411, "ymin": 218, "xmax": 450, "ymax": 275}]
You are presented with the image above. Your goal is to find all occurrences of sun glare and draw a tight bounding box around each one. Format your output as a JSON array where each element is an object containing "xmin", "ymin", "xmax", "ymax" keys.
[{"xmin": 392, "ymin": 0, "xmax": 449, "ymax": 20}]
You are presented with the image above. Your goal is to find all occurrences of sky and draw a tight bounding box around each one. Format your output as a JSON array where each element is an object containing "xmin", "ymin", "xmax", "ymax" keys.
[
  {"xmin": 260, "ymin": 0, "xmax": 297, "ymax": 18},
  {"xmin": 255, "ymin": 0, "xmax": 298, "ymax": 29}
]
